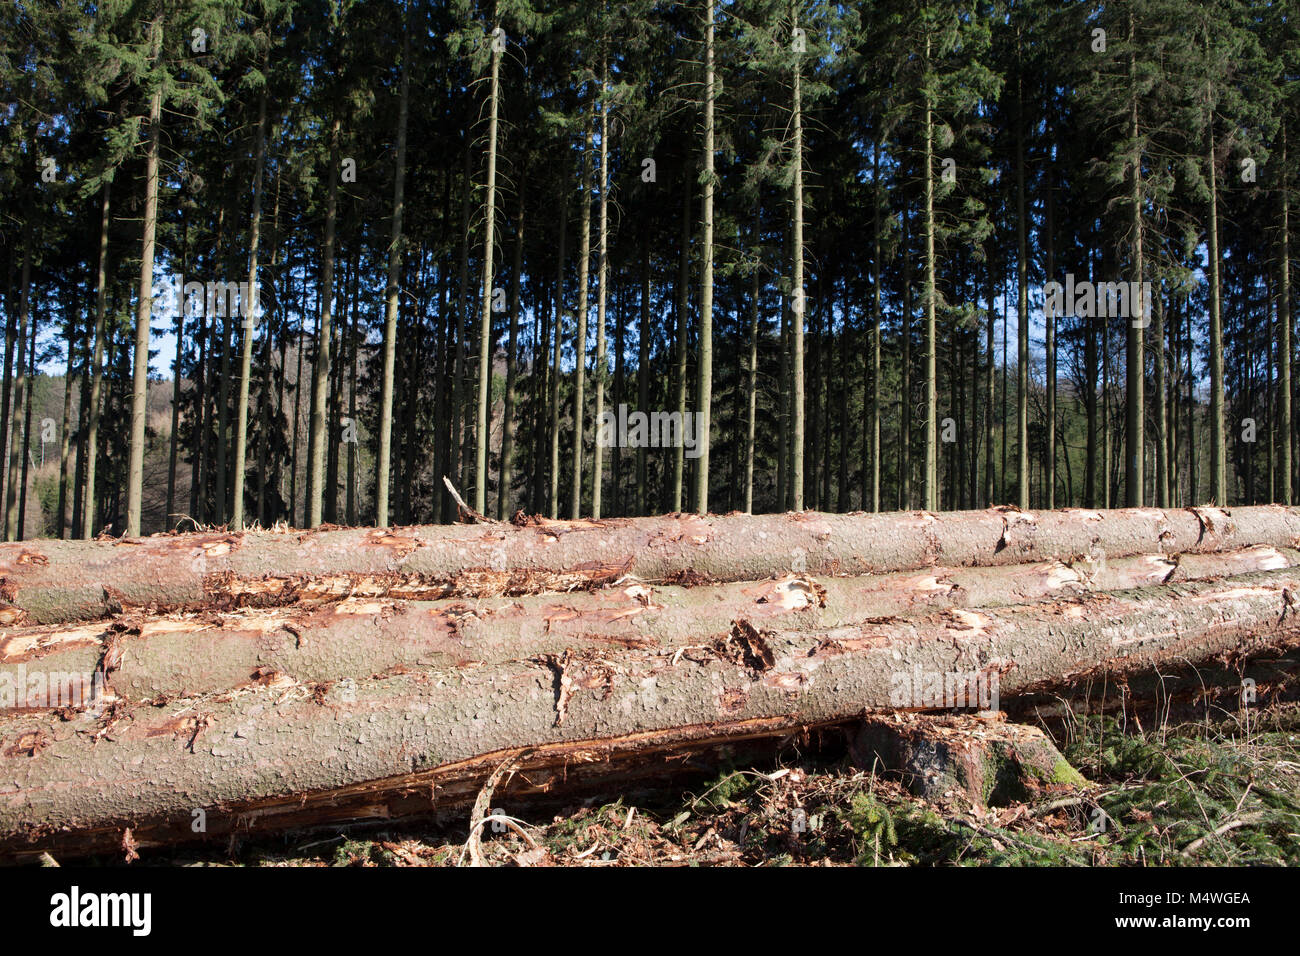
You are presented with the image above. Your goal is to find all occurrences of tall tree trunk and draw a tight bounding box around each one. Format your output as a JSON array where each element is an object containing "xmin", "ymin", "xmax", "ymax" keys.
[
  {"xmin": 1084, "ymin": 249, "xmax": 1098, "ymax": 508},
  {"xmin": 672, "ymin": 167, "xmax": 691, "ymax": 512},
  {"xmin": 1014, "ymin": 66, "xmax": 1029, "ymax": 510},
  {"xmin": 72, "ymin": 318, "xmax": 89, "ymax": 537},
  {"xmin": 985, "ymin": 250, "xmax": 996, "ymax": 507},
  {"xmin": 126, "ymin": 16, "xmax": 163, "ymax": 537},
  {"xmin": 474, "ymin": 11, "xmax": 501, "ymax": 517},
  {"xmin": 637, "ymin": 235, "xmax": 650, "ymax": 515},
  {"xmin": 593, "ymin": 56, "xmax": 611, "ymax": 518},
  {"xmin": 1169, "ymin": 296, "xmax": 1181, "ymax": 505},
  {"xmin": 2, "ymin": 226, "xmax": 30, "ymax": 541},
  {"xmin": 614, "ymin": 277, "xmax": 626, "ymax": 514},
  {"xmin": 213, "ymin": 217, "xmax": 236, "ymax": 524},
  {"xmin": 306, "ymin": 120, "xmax": 340, "ymax": 527},
  {"xmin": 1001, "ymin": 274, "xmax": 1008, "ymax": 504},
  {"xmin": 1281, "ymin": 127, "xmax": 1292, "ymax": 505},
  {"xmin": 695, "ymin": 5, "xmax": 716, "ymax": 514},
  {"xmin": 1103, "ymin": 277, "xmax": 1112, "ymax": 508},
  {"xmin": 0, "ymin": 255, "xmax": 13, "ymax": 530},
  {"xmin": 190, "ymin": 267, "xmax": 210, "ymax": 526},
  {"xmin": 1154, "ymin": 292, "xmax": 1169, "ymax": 507},
  {"xmin": 289, "ymin": 320, "xmax": 304, "ymax": 526},
  {"xmin": 450, "ymin": 141, "xmax": 473, "ymax": 518},
  {"xmin": 166, "ymin": 218, "xmax": 188, "ymax": 529},
  {"xmin": 17, "ymin": 313, "xmax": 35, "ymax": 537},
  {"xmin": 549, "ymin": 194, "xmax": 567, "ymax": 519},
  {"xmin": 377, "ymin": 23, "xmax": 411, "ymax": 527},
  {"xmin": 1044, "ymin": 161, "xmax": 1056, "ymax": 508},
  {"xmin": 901, "ymin": 208, "xmax": 913, "ymax": 510},
  {"xmin": 1126, "ymin": 27, "xmax": 1145, "ymax": 508},
  {"xmin": 232, "ymin": 87, "xmax": 268, "ymax": 530},
  {"xmin": 922, "ymin": 34, "xmax": 939, "ymax": 511},
  {"xmin": 744, "ymin": 213, "xmax": 759, "ymax": 515},
  {"xmin": 258, "ymin": 162, "xmax": 283, "ymax": 526},
  {"xmin": 871, "ymin": 139, "xmax": 883, "ymax": 513},
  {"xmin": 790, "ymin": 0, "xmax": 805, "ymax": 512},
  {"xmin": 0, "ymin": 269, "xmax": 14, "ymax": 534},
  {"xmin": 499, "ymin": 190, "xmax": 524, "ymax": 519},
  {"xmin": 571, "ymin": 118, "xmax": 593, "ymax": 519},
  {"xmin": 1208, "ymin": 123, "xmax": 1226, "ymax": 505}
]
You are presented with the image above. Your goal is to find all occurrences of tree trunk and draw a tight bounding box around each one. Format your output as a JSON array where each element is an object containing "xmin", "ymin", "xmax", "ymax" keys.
[
  {"xmin": 1154, "ymin": 293, "xmax": 1169, "ymax": 507},
  {"xmin": 1208, "ymin": 117, "xmax": 1226, "ymax": 505},
  {"xmin": 1044, "ymin": 161, "xmax": 1057, "ymax": 509},
  {"xmin": 637, "ymin": 236, "xmax": 651, "ymax": 515},
  {"xmin": 475, "ymin": 12, "xmax": 501, "ymax": 517},
  {"xmin": 901, "ymin": 208, "xmax": 913, "ymax": 510},
  {"xmin": 696, "ymin": 5, "xmax": 716, "ymax": 514},
  {"xmin": 8, "ymin": 562, "xmax": 1300, "ymax": 858},
  {"xmin": 571, "ymin": 118, "xmax": 593, "ymax": 519},
  {"xmin": 5, "ymin": 503, "xmax": 1300, "ymax": 626},
  {"xmin": 549, "ymin": 195, "xmax": 567, "ymax": 520},
  {"xmin": 1126, "ymin": 27, "xmax": 1145, "ymax": 508},
  {"xmin": 790, "ymin": 1, "xmax": 806, "ymax": 513},
  {"xmin": 499, "ymin": 190, "xmax": 524, "ymax": 520},
  {"xmin": 1014, "ymin": 66, "xmax": 1029, "ymax": 511},
  {"xmin": 258, "ymin": 163, "xmax": 284, "ymax": 526},
  {"xmin": 593, "ymin": 56, "xmax": 611, "ymax": 518},
  {"xmin": 7, "ymin": 544, "xmax": 1293, "ymax": 709},
  {"xmin": 17, "ymin": 310, "xmax": 36, "ymax": 538},
  {"xmin": 450, "ymin": 142, "xmax": 473, "ymax": 519},
  {"xmin": 744, "ymin": 214, "xmax": 760, "ymax": 515},
  {"xmin": 985, "ymin": 250, "xmax": 996, "ymax": 507},
  {"xmin": 232, "ymin": 88, "xmax": 268, "ymax": 530},
  {"xmin": 306, "ymin": 120, "xmax": 341, "ymax": 528},
  {"xmin": 166, "ymin": 218, "xmax": 188, "ymax": 531},
  {"xmin": 3, "ymin": 226, "xmax": 31, "ymax": 542},
  {"xmin": 872, "ymin": 140, "xmax": 883, "ymax": 513},
  {"xmin": 54, "ymin": 323, "xmax": 74, "ymax": 534},
  {"xmin": 923, "ymin": 33, "xmax": 939, "ymax": 512},
  {"xmin": 1281, "ymin": 127, "xmax": 1292, "ymax": 505},
  {"xmin": 377, "ymin": 24, "xmax": 411, "ymax": 528},
  {"xmin": 672, "ymin": 167, "xmax": 691, "ymax": 513},
  {"xmin": 125, "ymin": 16, "xmax": 163, "ymax": 538}
]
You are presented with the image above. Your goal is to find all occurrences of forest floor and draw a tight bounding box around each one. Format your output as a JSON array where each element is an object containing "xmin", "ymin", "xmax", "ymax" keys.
[{"xmin": 92, "ymin": 701, "xmax": 1300, "ymax": 868}]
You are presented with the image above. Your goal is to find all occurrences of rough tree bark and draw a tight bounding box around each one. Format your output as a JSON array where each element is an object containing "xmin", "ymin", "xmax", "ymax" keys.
[
  {"xmin": 125, "ymin": 15, "xmax": 163, "ymax": 538},
  {"xmin": 6, "ymin": 566, "xmax": 1300, "ymax": 858},
  {"xmin": 5, "ymin": 545, "xmax": 1292, "ymax": 704},
  {"xmin": 376, "ymin": 19, "xmax": 411, "ymax": 528},
  {"xmin": 4, "ymin": 505, "xmax": 1300, "ymax": 626}
]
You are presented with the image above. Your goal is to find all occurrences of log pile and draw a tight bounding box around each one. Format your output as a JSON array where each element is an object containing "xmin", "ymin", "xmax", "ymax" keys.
[{"xmin": 3, "ymin": 504, "xmax": 1300, "ymax": 860}]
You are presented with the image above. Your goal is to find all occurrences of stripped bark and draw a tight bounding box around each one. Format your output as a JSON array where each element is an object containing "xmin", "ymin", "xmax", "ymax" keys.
[
  {"xmin": 5, "ymin": 546, "xmax": 1294, "ymax": 704},
  {"xmin": 5, "ymin": 566, "xmax": 1300, "ymax": 858},
  {"xmin": 4, "ymin": 505, "xmax": 1300, "ymax": 625}
]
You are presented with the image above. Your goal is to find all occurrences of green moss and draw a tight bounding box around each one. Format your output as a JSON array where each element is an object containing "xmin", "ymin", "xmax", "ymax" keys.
[{"xmin": 1050, "ymin": 757, "xmax": 1086, "ymax": 787}]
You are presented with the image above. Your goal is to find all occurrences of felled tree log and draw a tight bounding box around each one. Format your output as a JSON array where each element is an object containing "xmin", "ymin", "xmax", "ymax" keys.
[
  {"xmin": 4, "ymin": 567, "xmax": 1300, "ymax": 859},
  {"xmin": 5, "ymin": 546, "xmax": 1294, "ymax": 706},
  {"xmin": 4, "ymin": 505, "xmax": 1299, "ymax": 625}
]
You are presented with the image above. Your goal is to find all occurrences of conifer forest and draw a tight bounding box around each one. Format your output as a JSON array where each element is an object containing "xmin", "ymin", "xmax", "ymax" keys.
[{"xmin": 0, "ymin": 0, "xmax": 1297, "ymax": 537}]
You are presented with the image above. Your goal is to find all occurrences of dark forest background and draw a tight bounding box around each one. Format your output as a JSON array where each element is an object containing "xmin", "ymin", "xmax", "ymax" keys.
[{"xmin": 1, "ymin": 0, "xmax": 1297, "ymax": 539}]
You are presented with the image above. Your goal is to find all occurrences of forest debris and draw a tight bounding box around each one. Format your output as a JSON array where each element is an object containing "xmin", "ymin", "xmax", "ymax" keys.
[{"xmin": 442, "ymin": 476, "xmax": 494, "ymax": 525}]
